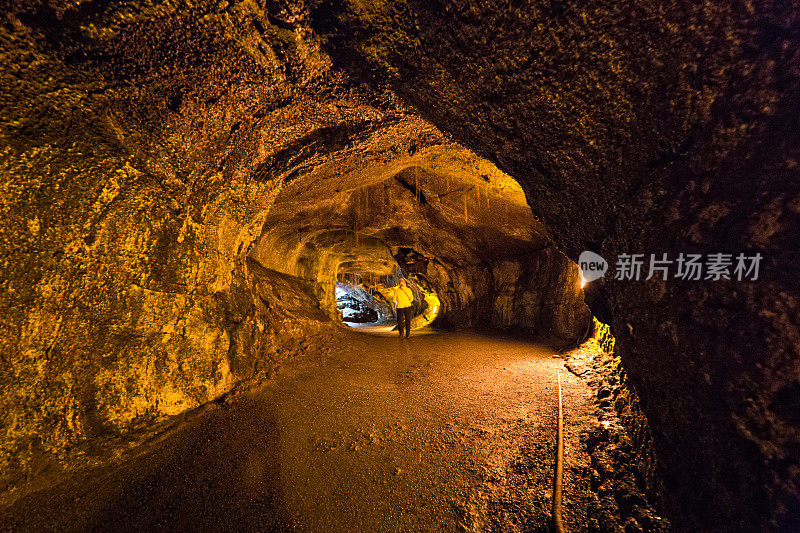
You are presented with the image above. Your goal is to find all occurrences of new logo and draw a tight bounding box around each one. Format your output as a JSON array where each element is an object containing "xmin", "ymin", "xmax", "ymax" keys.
[{"xmin": 579, "ymin": 250, "xmax": 608, "ymax": 283}]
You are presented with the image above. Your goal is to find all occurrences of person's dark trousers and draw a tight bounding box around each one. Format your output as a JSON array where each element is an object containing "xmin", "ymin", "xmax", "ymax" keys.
[{"xmin": 397, "ymin": 306, "xmax": 414, "ymax": 338}]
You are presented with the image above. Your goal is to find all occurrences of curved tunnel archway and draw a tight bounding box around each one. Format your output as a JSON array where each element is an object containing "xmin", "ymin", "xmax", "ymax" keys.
[{"xmin": 242, "ymin": 154, "xmax": 589, "ymax": 337}]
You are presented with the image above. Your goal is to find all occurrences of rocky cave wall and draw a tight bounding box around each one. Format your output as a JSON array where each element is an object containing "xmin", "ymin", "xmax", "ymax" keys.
[
  {"xmin": 0, "ymin": 0, "xmax": 588, "ymax": 498},
  {"xmin": 0, "ymin": 0, "xmax": 345, "ymax": 492},
  {"xmin": 312, "ymin": 0, "xmax": 800, "ymax": 530}
]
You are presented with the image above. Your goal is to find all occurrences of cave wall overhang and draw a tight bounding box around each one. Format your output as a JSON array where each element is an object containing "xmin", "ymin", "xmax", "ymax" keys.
[{"xmin": 310, "ymin": 1, "xmax": 800, "ymax": 529}]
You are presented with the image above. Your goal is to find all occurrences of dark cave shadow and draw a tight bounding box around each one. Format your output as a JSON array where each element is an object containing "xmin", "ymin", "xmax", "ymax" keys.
[{"xmin": 0, "ymin": 394, "xmax": 292, "ymax": 533}]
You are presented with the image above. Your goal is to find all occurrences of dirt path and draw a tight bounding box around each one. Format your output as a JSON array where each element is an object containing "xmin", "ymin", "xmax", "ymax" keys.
[{"xmin": 0, "ymin": 331, "xmax": 597, "ymax": 532}]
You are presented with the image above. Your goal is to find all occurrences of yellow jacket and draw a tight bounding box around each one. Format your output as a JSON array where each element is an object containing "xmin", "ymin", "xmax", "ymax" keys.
[{"xmin": 393, "ymin": 286, "xmax": 414, "ymax": 309}]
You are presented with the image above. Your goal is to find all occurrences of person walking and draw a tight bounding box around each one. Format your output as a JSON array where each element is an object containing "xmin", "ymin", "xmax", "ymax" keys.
[{"xmin": 393, "ymin": 278, "xmax": 415, "ymax": 338}]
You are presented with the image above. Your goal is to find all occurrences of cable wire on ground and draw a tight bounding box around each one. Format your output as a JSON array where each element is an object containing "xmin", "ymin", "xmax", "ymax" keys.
[{"xmin": 552, "ymin": 369, "xmax": 566, "ymax": 533}]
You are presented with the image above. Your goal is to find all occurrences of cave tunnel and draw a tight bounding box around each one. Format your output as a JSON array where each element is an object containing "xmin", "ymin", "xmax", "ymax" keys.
[{"xmin": 1, "ymin": 1, "xmax": 799, "ymax": 531}]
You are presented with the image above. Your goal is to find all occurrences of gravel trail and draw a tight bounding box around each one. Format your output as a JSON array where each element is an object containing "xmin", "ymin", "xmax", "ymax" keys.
[{"xmin": 1, "ymin": 331, "xmax": 596, "ymax": 532}]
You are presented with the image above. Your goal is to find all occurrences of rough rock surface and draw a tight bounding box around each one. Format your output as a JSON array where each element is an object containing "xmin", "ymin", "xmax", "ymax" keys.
[{"xmin": 565, "ymin": 322, "xmax": 670, "ymax": 532}]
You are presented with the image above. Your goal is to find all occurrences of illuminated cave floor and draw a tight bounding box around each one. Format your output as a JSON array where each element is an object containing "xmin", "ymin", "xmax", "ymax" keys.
[
  {"xmin": 1, "ymin": 332, "xmax": 598, "ymax": 532},
  {"xmin": 342, "ymin": 322, "xmax": 440, "ymax": 335}
]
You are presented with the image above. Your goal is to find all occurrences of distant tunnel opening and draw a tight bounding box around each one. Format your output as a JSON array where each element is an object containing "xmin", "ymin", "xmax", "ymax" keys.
[{"xmin": 335, "ymin": 268, "xmax": 442, "ymax": 332}]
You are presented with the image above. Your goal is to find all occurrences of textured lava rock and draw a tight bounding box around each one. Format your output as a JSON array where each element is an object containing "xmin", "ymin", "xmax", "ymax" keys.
[
  {"xmin": 248, "ymin": 156, "xmax": 589, "ymax": 338},
  {"xmin": 570, "ymin": 322, "xmax": 670, "ymax": 531},
  {"xmin": 0, "ymin": 0, "xmax": 347, "ymax": 492}
]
